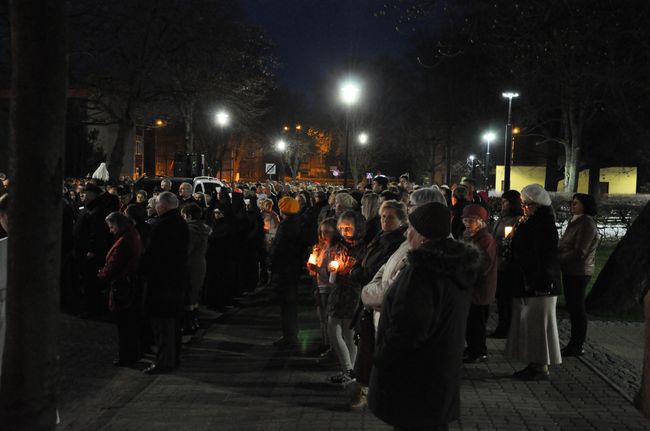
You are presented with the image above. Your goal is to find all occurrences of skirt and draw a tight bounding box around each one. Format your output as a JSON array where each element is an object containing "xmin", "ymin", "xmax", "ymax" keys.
[{"xmin": 505, "ymin": 296, "xmax": 562, "ymax": 365}]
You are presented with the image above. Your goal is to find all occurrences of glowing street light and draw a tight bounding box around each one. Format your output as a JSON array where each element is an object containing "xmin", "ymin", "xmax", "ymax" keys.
[
  {"xmin": 358, "ymin": 132, "xmax": 369, "ymax": 145},
  {"xmin": 276, "ymin": 139, "xmax": 287, "ymax": 152},
  {"xmin": 502, "ymin": 91, "xmax": 520, "ymax": 191},
  {"xmin": 216, "ymin": 110, "xmax": 230, "ymax": 127},
  {"xmin": 482, "ymin": 131, "xmax": 496, "ymax": 190},
  {"xmin": 338, "ymin": 78, "xmax": 362, "ymax": 187},
  {"xmin": 339, "ymin": 80, "xmax": 361, "ymax": 106}
]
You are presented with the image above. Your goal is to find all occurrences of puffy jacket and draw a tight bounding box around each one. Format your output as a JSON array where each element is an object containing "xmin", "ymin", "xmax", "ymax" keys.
[{"xmin": 558, "ymin": 215, "xmax": 599, "ymax": 276}]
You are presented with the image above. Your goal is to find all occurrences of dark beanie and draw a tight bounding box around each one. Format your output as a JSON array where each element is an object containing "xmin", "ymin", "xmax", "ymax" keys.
[
  {"xmin": 502, "ymin": 190, "xmax": 521, "ymax": 206},
  {"xmin": 84, "ymin": 183, "xmax": 103, "ymax": 195},
  {"xmin": 408, "ymin": 202, "xmax": 450, "ymax": 240}
]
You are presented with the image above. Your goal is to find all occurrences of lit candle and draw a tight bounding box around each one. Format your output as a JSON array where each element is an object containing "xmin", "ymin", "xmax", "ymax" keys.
[
  {"xmin": 504, "ymin": 226, "xmax": 513, "ymax": 238},
  {"xmin": 308, "ymin": 253, "xmax": 317, "ymax": 266},
  {"xmin": 328, "ymin": 260, "xmax": 340, "ymax": 283}
]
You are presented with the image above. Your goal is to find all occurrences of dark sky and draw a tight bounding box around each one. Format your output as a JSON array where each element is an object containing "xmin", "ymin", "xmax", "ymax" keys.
[{"xmin": 244, "ymin": 0, "xmax": 411, "ymax": 94}]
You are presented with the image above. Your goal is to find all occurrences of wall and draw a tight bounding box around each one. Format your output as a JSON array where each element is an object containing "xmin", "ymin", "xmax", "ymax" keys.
[{"xmin": 495, "ymin": 165, "xmax": 547, "ymax": 192}]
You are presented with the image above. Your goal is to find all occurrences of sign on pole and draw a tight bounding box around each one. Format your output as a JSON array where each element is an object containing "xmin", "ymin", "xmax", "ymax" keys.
[{"xmin": 265, "ymin": 163, "xmax": 276, "ymax": 175}]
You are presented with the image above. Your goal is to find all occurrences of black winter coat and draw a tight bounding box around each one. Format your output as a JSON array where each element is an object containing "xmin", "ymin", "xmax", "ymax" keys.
[
  {"xmin": 141, "ymin": 209, "xmax": 189, "ymax": 317},
  {"xmin": 511, "ymin": 205, "xmax": 561, "ymax": 297},
  {"xmin": 350, "ymin": 225, "xmax": 407, "ymax": 287},
  {"xmin": 269, "ymin": 214, "xmax": 304, "ymax": 277},
  {"xmin": 368, "ymin": 238, "xmax": 480, "ymax": 428},
  {"xmin": 73, "ymin": 197, "xmax": 112, "ymax": 265}
]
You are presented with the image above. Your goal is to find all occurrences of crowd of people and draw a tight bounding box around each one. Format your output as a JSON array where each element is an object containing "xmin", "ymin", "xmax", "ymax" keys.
[{"xmin": 3, "ymin": 170, "xmax": 650, "ymax": 428}]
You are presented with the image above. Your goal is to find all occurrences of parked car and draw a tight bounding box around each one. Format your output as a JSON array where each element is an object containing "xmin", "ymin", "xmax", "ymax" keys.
[{"xmin": 192, "ymin": 176, "xmax": 225, "ymax": 196}]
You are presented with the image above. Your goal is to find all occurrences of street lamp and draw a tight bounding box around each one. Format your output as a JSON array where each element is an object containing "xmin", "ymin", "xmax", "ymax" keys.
[
  {"xmin": 482, "ymin": 131, "xmax": 496, "ymax": 190},
  {"xmin": 358, "ymin": 132, "xmax": 369, "ymax": 145},
  {"xmin": 502, "ymin": 91, "xmax": 519, "ymax": 191},
  {"xmin": 216, "ymin": 110, "xmax": 230, "ymax": 127},
  {"xmin": 276, "ymin": 139, "xmax": 287, "ymax": 152},
  {"xmin": 215, "ymin": 110, "xmax": 231, "ymax": 180},
  {"xmin": 339, "ymin": 78, "xmax": 361, "ymax": 188}
]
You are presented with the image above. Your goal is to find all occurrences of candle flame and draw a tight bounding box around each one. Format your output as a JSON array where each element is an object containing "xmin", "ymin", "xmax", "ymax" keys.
[
  {"xmin": 504, "ymin": 226, "xmax": 513, "ymax": 238},
  {"xmin": 308, "ymin": 253, "xmax": 317, "ymax": 265}
]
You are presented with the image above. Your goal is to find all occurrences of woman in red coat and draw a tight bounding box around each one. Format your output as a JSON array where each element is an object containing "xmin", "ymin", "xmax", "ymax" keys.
[
  {"xmin": 98, "ymin": 211, "xmax": 143, "ymax": 366},
  {"xmin": 462, "ymin": 204, "xmax": 497, "ymax": 363}
]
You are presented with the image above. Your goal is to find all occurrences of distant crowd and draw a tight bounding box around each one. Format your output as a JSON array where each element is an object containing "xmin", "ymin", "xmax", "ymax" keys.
[{"xmin": 3, "ymin": 170, "xmax": 650, "ymax": 428}]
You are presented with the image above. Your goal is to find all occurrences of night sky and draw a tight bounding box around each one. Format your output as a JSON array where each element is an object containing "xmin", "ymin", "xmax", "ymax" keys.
[{"xmin": 244, "ymin": 0, "xmax": 411, "ymax": 94}]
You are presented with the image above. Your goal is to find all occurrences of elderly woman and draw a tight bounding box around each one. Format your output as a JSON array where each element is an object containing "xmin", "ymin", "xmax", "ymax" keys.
[
  {"xmin": 506, "ymin": 184, "xmax": 562, "ymax": 381},
  {"xmin": 98, "ymin": 211, "xmax": 143, "ymax": 366},
  {"xmin": 462, "ymin": 204, "xmax": 497, "ymax": 363},
  {"xmin": 334, "ymin": 192, "xmax": 359, "ymax": 218},
  {"xmin": 558, "ymin": 193, "xmax": 599, "ymax": 356},
  {"xmin": 368, "ymin": 202, "xmax": 480, "ymax": 431}
]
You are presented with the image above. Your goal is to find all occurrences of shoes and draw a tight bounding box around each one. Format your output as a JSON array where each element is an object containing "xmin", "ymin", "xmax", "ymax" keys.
[
  {"xmin": 513, "ymin": 366, "xmax": 549, "ymax": 381},
  {"xmin": 561, "ymin": 345, "xmax": 585, "ymax": 357},
  {"xmin": 143, "ymin": 364, "xmax": 172, "ymax": 375},
  {"xmin": 272, "ymin": 337, "xmax": 299, "ymax": 348},
  {"xmin": 463, "ymin": 354, "xmax": 488, "ymax": 364},
  {"xmin": 308, "ymin": 345, "xmax": 331, "ymax": 357},
  {"xmin": 349, "ymin": 385, "xmax": 368, "ymax": 411},
  {"xmin": 329, "ymin": 370, "xmax": 356, "ymax": 386}
]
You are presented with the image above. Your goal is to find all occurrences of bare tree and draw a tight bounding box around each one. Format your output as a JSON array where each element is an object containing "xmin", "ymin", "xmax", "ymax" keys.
[{"xmin": 0, "ymin": 1, "xmax": 68, "ymax": 429}]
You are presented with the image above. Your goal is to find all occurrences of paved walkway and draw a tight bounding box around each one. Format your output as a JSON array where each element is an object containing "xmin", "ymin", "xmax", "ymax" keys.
[{"xmin": 56, "ymin": 290, "xmax": 649, "ymax": 430}]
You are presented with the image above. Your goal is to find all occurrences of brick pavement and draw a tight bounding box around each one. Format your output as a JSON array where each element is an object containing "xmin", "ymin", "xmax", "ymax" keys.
[{"xmin": 55, "ymin": 291, "xmax": 649, "ymax": 430}]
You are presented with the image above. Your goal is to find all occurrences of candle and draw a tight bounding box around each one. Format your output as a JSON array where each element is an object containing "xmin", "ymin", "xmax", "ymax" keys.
[
  {"xmin": 328, "ymin": 260, "xmax": 340, "ymax": 284},
  {"xmin": 308, "ymin": 253, "xmax": 317, "ymax": 266},
  {"xmin": 504, "ymin": 226, "xmax": 513, "ymax": 238}
]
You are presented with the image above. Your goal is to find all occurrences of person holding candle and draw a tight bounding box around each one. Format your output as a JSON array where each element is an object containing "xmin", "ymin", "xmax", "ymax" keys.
[
  {"xmin": 307, "ymin": 218, "xmax": 342, "ymax": 357},
  {"xmin": 506, "ymin": 184, "xmax": 562, "ymax": 381},
  {"xmin": 368, "ymin": 202, "xmax": 480, "ymax": 430},
  {"xmin": 490, "ymin": 190, "xmax": 523, "ymax": 338},
  {"xmin": 327, "ymin": 210, "xmax": 367, "ymax": 385}
]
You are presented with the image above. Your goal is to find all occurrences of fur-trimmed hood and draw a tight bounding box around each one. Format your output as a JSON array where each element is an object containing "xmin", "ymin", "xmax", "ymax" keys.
[{"xmin": 407, "ymin": 238, "xmax": 481, "ymax": 290}]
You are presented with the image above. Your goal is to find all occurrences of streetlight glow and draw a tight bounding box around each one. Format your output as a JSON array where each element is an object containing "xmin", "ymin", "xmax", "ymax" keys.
[
  {"xmin": 276, "ymin": 139, "xmax": 287, "ymax": 152},
  {"xmin": 502, "ymin": 92, "xmax": 519, "ymax": 99},
  {"xmin": 339, "ymin": 80, "xmax": 361, "ymax": 106},
  {"xmin": 469, "ymin": 155, "xmax": 475, "ymax": 161},
  {"xmin": 482, "ymin": 131, "xmax": 496, "ymax": 143},
  {"xmin": 358, "ymin": 132, "xmax": 369, "ymax": 144},
  {"xmin": 216, "ymin": 110, "xmax": 230, "ymax": 127}
]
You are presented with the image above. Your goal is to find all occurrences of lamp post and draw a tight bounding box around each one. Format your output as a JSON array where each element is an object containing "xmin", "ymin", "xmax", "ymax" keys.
[
  {"xmin": 482, "ymin": 131, "xmax": 496, "ymax": 190},
  {"xmin": 502, "ymin": 91, "xmax": 519, "ymax": 191},
  {"xmin": 215, "ymin": 110, "xmax": 230, "ymax": 181},
  {"xmin": 339, "ymin": 79, "xmax": 361, "ymax": 188}
]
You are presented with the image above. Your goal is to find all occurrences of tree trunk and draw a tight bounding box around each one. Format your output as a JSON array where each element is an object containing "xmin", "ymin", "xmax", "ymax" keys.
[
  {"xmin": 563, "ymin": 142, "xmax": 579, "ymax": 192},
  {"xmin": 0, "ymin": 1, "xmax": 68, "ymax": 429},
  {"xmin": 586, "ymin": 202, "xmax": 650, "ymax": 317},
  {"xmin": 108, "ymin": 118, "xmax": 134, "ymax": 179}
]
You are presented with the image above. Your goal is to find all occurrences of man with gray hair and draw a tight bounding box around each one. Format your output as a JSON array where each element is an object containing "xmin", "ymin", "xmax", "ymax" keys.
[
  {"xmin": 177, "ymin": 182, "xmax": 197, "ymax": 207},
  {"xmin": 140, "ymin": 191, "xmax": 188, "ymax": 374}
]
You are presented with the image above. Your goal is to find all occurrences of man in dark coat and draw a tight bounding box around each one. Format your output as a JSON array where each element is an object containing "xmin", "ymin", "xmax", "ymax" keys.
[
  {"xmin": 74, "ymin": 183, "xmax": 112, "ymax": 318},
  {"xmin": 268, "ymin": 196, "xmax": 304, "ymax": 347},
  {"xmin": 140, "ymin": 191, "xmax": 189, "ymax": 374},
  {"xmin": 369, "ymin": 202, "xmax": 480, "ymax": 430}
]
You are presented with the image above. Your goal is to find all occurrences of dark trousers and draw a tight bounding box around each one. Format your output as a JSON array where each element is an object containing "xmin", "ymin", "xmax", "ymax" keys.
[
  {"xmin": 116, "ymin": 305, "xmax": 141, "ymax": 362},
  {"xmin": 495, "ymin": 270, "xmax": 513, "ymax": 333},
  {"xmin": 466, "ymin": 304, "xmax": 490, "ymax": 356},
  {"xmin": 274, "ymin": 272, "xmax": 298, "ymax": 339},
  {"xmin": 151, "ymin": 317, "xmax": 181, "ymax": 369},
  {"xmin": 563, "ymin": 274, "xmax": 590, "ymax": 348}
]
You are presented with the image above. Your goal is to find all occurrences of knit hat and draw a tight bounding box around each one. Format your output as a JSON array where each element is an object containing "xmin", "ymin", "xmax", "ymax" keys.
[
  {"xmin": 373, "ymin": 175, "xmax": 389, "ymax": 188},
  {"xmin": 520, "ymin": 184, "xmax": 551, "ymax": 207},
  {"xmin": 278, "ymin": 196, "xmax": 300, "ymax": 215},
  {"xmin": 84, "ymin": 183, "xmax": 103, "ymax": 196},
  {"xmin": 408, "ymin": 202, "xmax": 450, "ymax": 240},
  {"xmin": 462, "ymin": 204, "xmax": 489, "ymax": 222}
]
